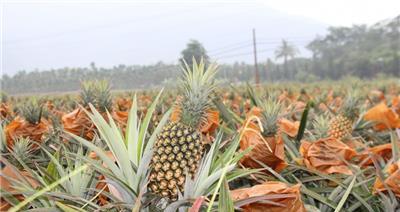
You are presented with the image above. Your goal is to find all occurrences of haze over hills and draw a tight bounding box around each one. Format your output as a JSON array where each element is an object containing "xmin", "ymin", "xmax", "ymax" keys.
[{"xmin": 3, "ymin": 2, "xmax": 328, "ymax": 76}]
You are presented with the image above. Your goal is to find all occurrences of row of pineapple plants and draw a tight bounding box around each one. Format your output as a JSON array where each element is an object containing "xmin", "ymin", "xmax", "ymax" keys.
[{"xmin": 0, "ymin": 59, "xmax": 399, "ymax": 211}]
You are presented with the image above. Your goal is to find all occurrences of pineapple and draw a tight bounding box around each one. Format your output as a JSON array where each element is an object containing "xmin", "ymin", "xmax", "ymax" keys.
[
  {"xmin": 239, "ymin": 92, "xmax": 286, "ymax": 171},
  {"xmin": 5, "ymin": 99, "xmax": 50, "ymax": 148},
  {"xmin": 80, "ymin": 81, "xmax": 97, "ymax": 109},
  {"xmin": 80, "ymin": 80, "xmax": 112, "ymax": 112},
  {"xmin": 260, "ymin": 97, "xmax": 282, "ymax": 137},
  {"xmin": 312, "ymin": 115, "xmax": 330, "ymax": 140},
  {"xmin": 7, "ymin": 137, "xmax": 36, "ymax": 169},
  {"xmin": 63, "ymin": 80, "xmax": 112, "ymax": 140},
  {"xmin": 19, "ymin": 99, "xmax": 45, "ymax": 125},
  {"xmin": 95, "ymin": 80, "xmax": 113, "ymax": 113},
  {"xmin": 328, "ymin": 92, "xmax": 359, "ymax": 141},
  {"xmin": 149, "ymin": 59, "xmax": 218, "ymax": 200}
]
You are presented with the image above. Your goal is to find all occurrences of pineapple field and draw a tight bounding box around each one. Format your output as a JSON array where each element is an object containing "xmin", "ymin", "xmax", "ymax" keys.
[{"xmin": 0, "ymin": 60, "xmax": 400, "ymax": 212}]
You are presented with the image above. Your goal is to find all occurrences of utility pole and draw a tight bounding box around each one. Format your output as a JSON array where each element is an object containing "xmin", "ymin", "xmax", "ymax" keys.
[{"xmin": 252, "ymin": 28, "xmax": 260, "ymax": 85}]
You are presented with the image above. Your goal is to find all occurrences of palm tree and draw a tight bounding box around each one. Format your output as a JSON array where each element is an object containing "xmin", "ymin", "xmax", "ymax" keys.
[{"xmin": 274, "ymin": 40, "xmax": 298, "ymax": 79}]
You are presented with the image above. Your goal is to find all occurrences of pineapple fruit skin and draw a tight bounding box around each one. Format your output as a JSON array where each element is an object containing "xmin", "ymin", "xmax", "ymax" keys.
[
  {"xmin": 149, "ymin": 122, "xmax": 203, "ymax": 200},
  {"xmin": 328, "ymin": 115, "xmax": 353, "ymax": 140}
]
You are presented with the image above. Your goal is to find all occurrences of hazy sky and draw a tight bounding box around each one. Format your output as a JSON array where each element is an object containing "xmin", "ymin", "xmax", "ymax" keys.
[
  {"xmin": 1, "ymin": 0, "xmax": 399, "ymax": 76},
  {"xmin": 264, "ymin": 0, "xmax": 399, "ymax": 26}
]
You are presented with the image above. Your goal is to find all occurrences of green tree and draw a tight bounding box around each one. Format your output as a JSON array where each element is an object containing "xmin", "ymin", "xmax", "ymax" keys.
[
  {"xmin": 307, "ymin": 15, "xmax": 400, "ymax": 79},
  {"xmin": 180, "ymin": 40, "xmax": 209, "ymax": 68},
  {"xmin": 387, "ymin": 15, "xmax": 400, "ymax": 76},
  {"xmin": 275, "ymin": 39, "xmax": 298, "ymax": 79}
]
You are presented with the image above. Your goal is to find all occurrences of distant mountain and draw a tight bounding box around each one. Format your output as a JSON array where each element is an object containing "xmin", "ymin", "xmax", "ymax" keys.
[{"xmin": 3, "ymin": 3, "xmax": 328, "ymax": 75}]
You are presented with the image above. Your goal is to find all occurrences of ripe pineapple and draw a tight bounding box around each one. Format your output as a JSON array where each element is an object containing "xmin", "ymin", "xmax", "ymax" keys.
[
  {"xmin": 328, "ymin": 92, "xmax": 359, "ymax": 141},
  {"xmin": 149, "ymin": 59, "xmax": 218, "ymax": 200}
]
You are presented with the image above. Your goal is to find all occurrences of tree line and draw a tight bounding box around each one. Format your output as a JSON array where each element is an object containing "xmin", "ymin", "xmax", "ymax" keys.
[{"xmin": 1, "ymin": 15, "xmax": 399, "ymax": 95}]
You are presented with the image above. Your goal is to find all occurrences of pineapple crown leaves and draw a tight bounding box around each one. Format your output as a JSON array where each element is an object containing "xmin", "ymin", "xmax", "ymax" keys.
[
  {"xmin": 260, "ymin": 97, "xmax": 282, "ymax": 136},
  {"xmin": 246, "ymin": 85, "xmax": 282, "ymax": 136},
  {"xmin": 1, "ymin": 92, "xmax": 8, "ymax": 103},
  {"xmin": 246, "ymin": 83, "xmax": 263, "ymax": 107},
  {"xmin": 95, "ymin": 80, "xmax": 113, "ymax": 113},
  {"xmin": 80, "ymin": 80, "xmax": 97, "ymax": 107},
  {"xmin": 11, "ymin": 137, "xmax": 35, "ymax": 152},
  {"xmin": 19, "ymin": 99, "xmax": 45, "ymax": 124},
  {"xmin": 79, "ymin": 80, "xmax": 112, "ymax": 112},
  {"xmin": 312, "ymin": 115, "xmax": 330, "ymax": 139},
  {"xmin": 341, "ymin": 89, "xmax": 360, "ymax": 119},
  {"xmin": 8, "ymin": 138, "xmax": 36, "ymax": 168},
  {"xmin": 178, "ymin": 58, "xmax": 218, "ymax": 128},
  {"xmin": 4, "ymin": 137, "xmax": 43, "ymax": 171}
]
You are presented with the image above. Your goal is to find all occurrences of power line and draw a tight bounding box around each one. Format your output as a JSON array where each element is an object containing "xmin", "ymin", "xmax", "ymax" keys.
[
  {"xmin": 209, "ymin": 43, "xmax": 253, "ymax": 56},
  {"xmin": 214, "ymin": 51, "xmax": 253, "ymax": 60},
  {"xmin": 207, "ymin": 40, "xmax": 251, "ymax": 53},
  {"xmin": 257, "ymin": 39, "xmax": 311, "ymax": 45},
  {"xmin": 214, "ymin": 47, "xmax": 275, "ymax": 60},
  {"xmin": 258, "ymin": 41, "xmax": 311, "ymax": 48},
  {"xmin": 208, "ymin": 37, "xmax": 312, "ymax": 52},
  {"xmin": 208, "ymin": 38, "xmax": 312, "ymax": 56},
  {"xmin": 256, "ymin": 36, "xmax": 314, "ymax": 41},
  {"xmin": 257, "ymin": 40, "xmax": 308, "ymax": 45},
  {"xmin": 211, "ymin": 41, "xmax": 310, "ymax": 59}
]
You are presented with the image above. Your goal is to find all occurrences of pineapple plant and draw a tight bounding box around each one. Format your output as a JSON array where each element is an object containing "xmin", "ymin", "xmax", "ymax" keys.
[
  {"xmin": 260, "ymin": 97, "xmax": 282, "ymax": 137},
  {"xmin": 63, "ymin": 80, "xmax": 112, "ymax": 140},
  {"xmin": 18, "ymin": 100, "xmax": 45, "ymax": 125},
  {"xmin": 328, "ymin": 91, "xmax": 359, "ymax": 141},
  {"xmin": 0, "ymin": 92, "xmax": 12, "ymax": 122},
  {"xmin": 239, "ymin": 88, "xmax": 286, "ymax": 171},
  {"xmin": 79, "ymin": 80, "xmax": 97, "ymax": 109},
  {"xmin": 148, "ymin": 59, "xmax": 218, "ymax": 200},
  {"xmin": 94, "ymin": 80, "xmax": 113, "ymax": 113},
  {"xmin": 312, "ymin": 114, "xmax": 330, "ymax": 140},
  {"xmin": 79, "ymin": 80, "xmax": 112, "ymax": 112},
  {"xmin": 2, "ymin": 79, "xmax": 399, "ymax": 212},
  {"xmin": 5, "ymin": 100, "xmax": 50, "ymax": 149},
  {"xmin": 5, "ymin": 137, "xmax": 36, "ymax": 169}
]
